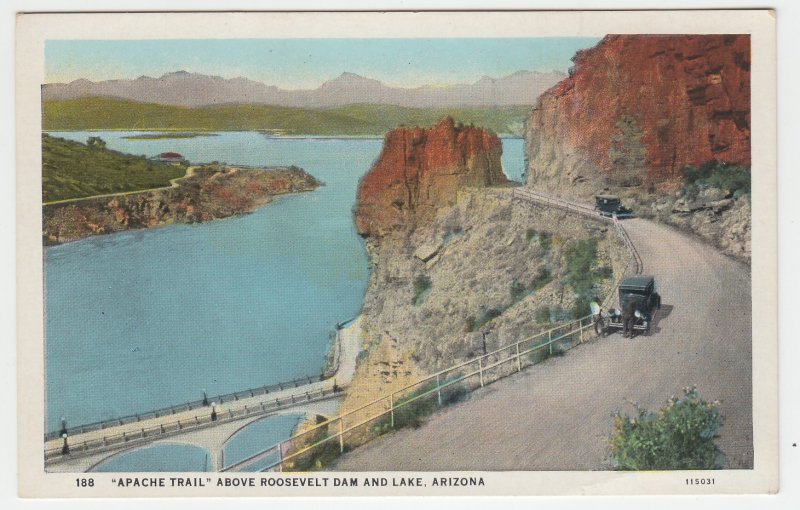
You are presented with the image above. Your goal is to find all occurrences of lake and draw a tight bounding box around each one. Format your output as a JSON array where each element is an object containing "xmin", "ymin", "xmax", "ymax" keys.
[{"xmin": 44, "ymin": 131, "xmax": 525, "ymax": 470}]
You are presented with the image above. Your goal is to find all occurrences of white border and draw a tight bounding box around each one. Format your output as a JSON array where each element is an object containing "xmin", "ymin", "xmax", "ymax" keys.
[{"xmin": 4, "ymin": 1, "xmax": 797, "ymax": 508}]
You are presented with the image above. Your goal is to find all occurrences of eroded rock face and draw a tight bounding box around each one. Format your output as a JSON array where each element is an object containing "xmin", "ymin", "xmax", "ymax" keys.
[
  {"xmin": 355, "ymin": 117, "xmax": 507, "ymax": 237},
  {"xmin": 525, "ymin": 35, "xmax": 750, "ymax": 195}
]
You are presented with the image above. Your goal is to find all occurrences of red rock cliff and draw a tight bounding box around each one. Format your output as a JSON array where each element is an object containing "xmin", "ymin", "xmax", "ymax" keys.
[
  {"xmin": 356, "ymin": 117, "xmax": 506, "ymax": 237},
  {"xmin": 525, "ymin": 35, "xmax": 750, "ymax": 194}
]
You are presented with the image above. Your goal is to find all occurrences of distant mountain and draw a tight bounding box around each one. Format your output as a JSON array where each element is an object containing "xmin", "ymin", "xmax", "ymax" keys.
[{"xmin": 42, "ymin": 70, "xmax": 565, "ymax": 108}]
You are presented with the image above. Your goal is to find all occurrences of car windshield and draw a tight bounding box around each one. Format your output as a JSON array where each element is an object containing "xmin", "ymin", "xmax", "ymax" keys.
[{"xmin": 620, "ymin": 290, "xmax": 647, "ymax": 307}]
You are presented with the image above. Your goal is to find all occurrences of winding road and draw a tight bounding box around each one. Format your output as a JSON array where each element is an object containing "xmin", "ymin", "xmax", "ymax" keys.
[{"xmin": 334, "ymin": 217, "xmax": 753, "ymax": 470}]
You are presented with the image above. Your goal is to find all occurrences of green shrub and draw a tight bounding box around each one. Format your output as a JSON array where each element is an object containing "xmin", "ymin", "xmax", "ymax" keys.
[
  {"xmin": 471, "ymin": 306, "xmax": 503, "ymax": 331},
  {"xmin": 287, "ymin": 434, "xmax": 344, "ymax": 472},
  {"xmin": 564, "ymin": 238, "xmax": 599, "ymax": 296},
  {"xmin": 535, "ymin": 306, "xmax": 551, "ymax": 324},
  {"xmin": 610, "ymin": 387, "xmax": 723, "ymax": 470},
  {"xmin": 510, "ymin": 267, "xmax": 552, "ymax": 304},
  {"xmin": 412, "ymin": 274, "xmax": 432, "ymax": 305},
  {"xmin": 572, "ymin": 296, "xmax": 591, "ymax": 319},
  {"xmin": 682, "ymin": 161, "xmax": 750, "ymax": 198},
  {"xmin": 539, "ymin": 232, "xmax": 553, "ymax": 252},
  {"xmin": 382, "ymin": 379, "xmax": 470, "ymax": 431},
  {"xmin": 510, "ymin": 279, "xmax": 527, "ymax": 302},
  {"xmin": 596, "ymin": 265, "xmax": 613, "ymax": 280},
  {"xmin": 526, "ymin": 229, "xmax": 553, "ymax": 251}
]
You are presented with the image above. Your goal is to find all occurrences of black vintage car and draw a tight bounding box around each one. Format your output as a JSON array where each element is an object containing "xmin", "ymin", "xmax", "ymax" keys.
[
  {"xmin": 595, "ymin": 195, "xmax": 634, "ymax": 218},
  {"xmin": 593, "ymin": 276, "xmax": 661, "ymax": 337}
]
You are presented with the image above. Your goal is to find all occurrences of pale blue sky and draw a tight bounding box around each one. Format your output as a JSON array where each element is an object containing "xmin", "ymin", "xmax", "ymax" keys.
[{"xmin": 45, "ymin": 38, "xmax": 600, "ymax": 88}]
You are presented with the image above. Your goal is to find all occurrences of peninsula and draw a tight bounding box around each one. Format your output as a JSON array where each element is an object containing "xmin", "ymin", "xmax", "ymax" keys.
[{"xmin": 42, "ymin": 135, "xmax": 320, "ymax": 245}]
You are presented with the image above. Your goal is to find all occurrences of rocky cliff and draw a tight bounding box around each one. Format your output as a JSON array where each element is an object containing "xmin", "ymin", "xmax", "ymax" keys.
[
  {"xmin": 341, "ymin": 119, "xmax": 629, "ymax": 437},
  {"xmin": 525, "ymin": 34, "xmax": 751, "ymax": 262},
  {"xmin": 525, "ymin": 34, "xmax": 750, "ymax": 194},
  {"xmin": 355, "ymin": 117, "xmax": 507, "ymax": 237}
]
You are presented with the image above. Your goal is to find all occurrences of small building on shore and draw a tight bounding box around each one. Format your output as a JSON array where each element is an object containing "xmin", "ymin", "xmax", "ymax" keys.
[{"xmin": 151, "ymin": 152, "xmax": 188, "ymax": 164}]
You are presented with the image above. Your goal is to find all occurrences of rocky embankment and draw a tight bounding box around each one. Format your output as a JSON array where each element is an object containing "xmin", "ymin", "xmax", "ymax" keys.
[
  {"xmin": 43, "ymin": 165, "xmax": 319, "ymax": 245},
  {"xmin": 524, "ymin": 35, "xmax": 751, "ymax": 262},
  {"xmin": 341, "ymin": 118, "xmax": 628, "ymax": 436}
]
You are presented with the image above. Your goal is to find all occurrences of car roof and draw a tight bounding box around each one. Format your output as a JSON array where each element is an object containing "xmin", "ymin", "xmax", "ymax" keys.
[{"xmin": 619, "ymin": 275, "xmax": 654, "ymax": 291}]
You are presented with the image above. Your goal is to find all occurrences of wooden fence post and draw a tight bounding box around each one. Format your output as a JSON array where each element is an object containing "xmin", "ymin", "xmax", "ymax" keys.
[
  {"xmin": 549, "ymin": 330, "xmax": 553, "ymax": 356},
  {"xmin": 516, "ymin": 342, "xmax": 522, "ymax": 372},
  {"xmin": 339, "ymin": 418, "xmax": 344, "ymax": 453},
  {"xmin": 390, "ymin": 393, "xmax": 394, "ymax": 428},
  {"xmin": 436, "ymin": 374, "xmax": 442, "ymax": 407},
  {"xmin": 479, "ymin": 358, "xmax": 485, "ymax": 388}
]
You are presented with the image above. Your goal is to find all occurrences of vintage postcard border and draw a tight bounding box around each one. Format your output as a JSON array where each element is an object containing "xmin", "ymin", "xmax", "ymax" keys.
[{"xmin": 16, "ymin": 9, "xmax": 777, "ymax": 497}]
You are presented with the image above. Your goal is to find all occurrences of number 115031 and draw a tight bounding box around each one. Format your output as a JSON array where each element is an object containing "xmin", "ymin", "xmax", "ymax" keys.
[{"xmin": 685, "ymin": 478, "xmax": 715, "ymax": 486}]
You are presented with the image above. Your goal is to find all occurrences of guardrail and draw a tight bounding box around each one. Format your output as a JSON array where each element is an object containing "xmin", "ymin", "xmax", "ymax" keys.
[
  {"xmin": 45, "ymin": 374, "xmax": 326, "ymax": 443},
  {"xmin": 220, "ymin": 187, "xmax": 646, "ymax": 473},
  {"xmin": 512, "ymin": 188, "xmax": 642, "ymax": 278},
  {"xmin": 223, "ymin": 316, "xmax": 597, "ymax": 472},
  {"xmin": 45, "ymin": 385, "xmax": 342, "ymax": 463}
]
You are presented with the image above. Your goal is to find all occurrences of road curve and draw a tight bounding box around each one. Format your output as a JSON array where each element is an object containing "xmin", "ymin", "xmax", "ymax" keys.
[{"xmin": 333, "ymin": 217, "xmax": 753, "ymax": 470}]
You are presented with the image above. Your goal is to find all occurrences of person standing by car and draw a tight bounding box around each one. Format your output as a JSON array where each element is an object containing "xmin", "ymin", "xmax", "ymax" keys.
[{"xmin": 622, "ymin": 299, "xmax": 638, "ymax": 338}]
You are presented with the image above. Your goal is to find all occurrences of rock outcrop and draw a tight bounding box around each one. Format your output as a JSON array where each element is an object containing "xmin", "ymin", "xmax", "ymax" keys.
[
  {"xmin": 340, "ymin": 188, "xmax": 630, "ymax": 443},
  {"xmin": 341, "ymin": 118, "xmax": 630, "ymax": 438},
  {"xmin": 355, "ymin": 117, "xmax": 507, "ymax": 237},
  {"xmin": 525, "ymin": 34, "xmax": 750, "ymax": 195},
  {"xmin": 43, "ymin": 165, "xmax": 319, "ymax": 245}
]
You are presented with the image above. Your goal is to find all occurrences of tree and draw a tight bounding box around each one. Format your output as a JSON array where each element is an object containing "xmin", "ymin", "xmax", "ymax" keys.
[
  {"xmin": 86, "ymin": 136, "xmax": 107, "ymax": 149},
  {"xmin": 610, "ymin": 387, "xmax": 724, "ymax": 470}
]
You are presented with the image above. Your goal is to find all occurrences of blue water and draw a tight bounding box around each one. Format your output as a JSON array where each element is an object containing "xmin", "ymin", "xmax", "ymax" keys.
[
  {"xmin": 222, "ymin": 413, "xmax": 303, "ymax": 471},
  {"xmin": 45, "ymin": 131, "xmax": 382, "ymax": 432},
  {"xmin": 91, "ymin": 443, "xmax": 211, "ymax": 472},
  {"xmin": 500, "ymin": 138, "xmax": 525, "ymax": 182},
  {"xmin": 44, "ymin": 131, "xmax": 524, "ymax": 469}
]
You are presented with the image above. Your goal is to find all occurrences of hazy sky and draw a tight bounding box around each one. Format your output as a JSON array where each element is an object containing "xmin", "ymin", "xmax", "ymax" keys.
[{"xmin": 45, "ymin": 38, "xmax": 600, "ymax": 88}]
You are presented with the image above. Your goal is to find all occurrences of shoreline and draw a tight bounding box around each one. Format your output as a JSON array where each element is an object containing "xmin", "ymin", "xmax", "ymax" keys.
[
  {"xmin": 42, "ymin": 165, "xmax": 321, "ymax": 246},
  {"xmin": 44, "ymin": 129, "xmax": 523, "ymax": 140}
]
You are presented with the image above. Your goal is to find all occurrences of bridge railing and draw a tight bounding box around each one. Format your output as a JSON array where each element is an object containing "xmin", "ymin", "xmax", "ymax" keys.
[
  {"xmin": 223, "ymin": 316, "xmax": 597, "ymax": 472},
  {"xmin": 44, "ymin": 385, "xmax": 340, "ymax": 462},
  {"xmin": 45, "ymin": 374, "xmax": 325, "ymax": 442}
]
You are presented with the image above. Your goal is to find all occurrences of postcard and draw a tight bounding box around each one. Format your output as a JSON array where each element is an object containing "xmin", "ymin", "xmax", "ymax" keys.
[{"xmin": 16, "ymin": 9, "xmax": 777, "ymax": 497}]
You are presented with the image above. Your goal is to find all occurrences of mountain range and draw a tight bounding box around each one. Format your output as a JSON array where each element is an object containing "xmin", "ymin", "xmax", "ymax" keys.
[{"xmin": 42, "ymin": 70, "xmax": 565, "ymax": 108}]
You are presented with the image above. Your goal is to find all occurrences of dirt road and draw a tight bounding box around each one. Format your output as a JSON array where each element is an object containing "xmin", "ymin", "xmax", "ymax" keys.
[{"xmin": 334, "ymin": 218, "xmax": 753, "ymax": 470}]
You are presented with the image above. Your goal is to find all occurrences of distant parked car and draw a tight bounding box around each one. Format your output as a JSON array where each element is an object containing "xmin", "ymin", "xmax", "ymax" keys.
[{"xmin": 595, "ymin": 194, "xmax": 633, "ymax": 218}]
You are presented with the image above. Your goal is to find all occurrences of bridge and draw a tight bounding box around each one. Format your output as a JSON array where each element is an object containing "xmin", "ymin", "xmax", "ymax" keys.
[{"xmin": 45, "ymin": 317, "xmax": 362, "ymax": 472}]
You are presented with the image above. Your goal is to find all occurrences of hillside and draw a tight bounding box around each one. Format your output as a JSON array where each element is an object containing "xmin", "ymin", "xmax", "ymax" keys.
[
  {"xmin": 42, "ymin": 133, "xmax": 185, "ymax": 202},
  {"xmin": 43, "ymin": 163, "xmax": 320, "ymax": 245},
  {"xmin": 42, "ymin": 70, "xmax": 564, "ymax": 109},
  {"xmin": 42, "ymin": 97, "xmax": 531, "ymax": 136}
]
